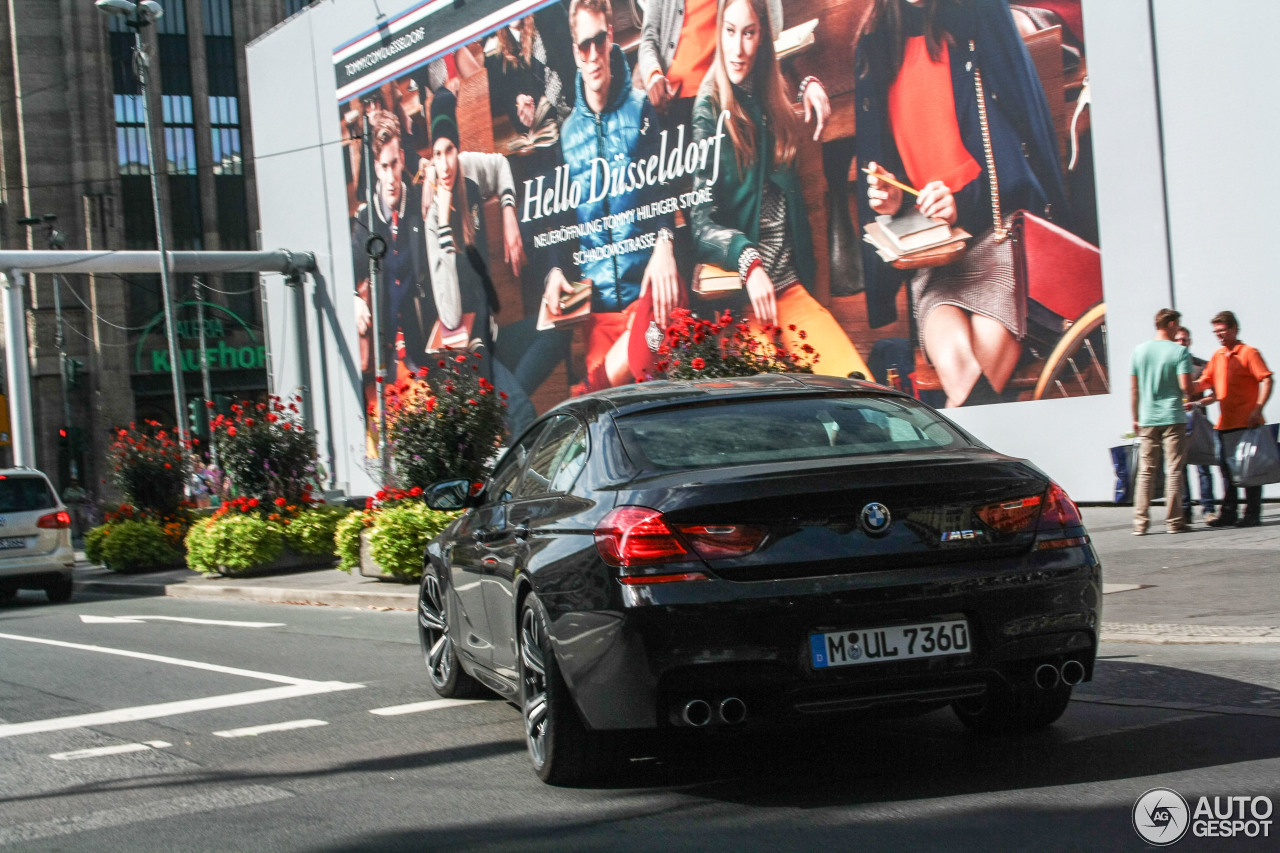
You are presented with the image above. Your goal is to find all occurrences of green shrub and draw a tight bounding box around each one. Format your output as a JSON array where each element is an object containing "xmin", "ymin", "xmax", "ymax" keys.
[
  {"xmin": 283, "ymin": 506, "xmax": 349, "ymax": 556},
  {"xmin": 367, "ymin": 502, "xmax": 457, "ymax": 580},
  {"xmin": 84, "ymin": 523, "xmax": 110, "ymax": 566},
  {"xmin": 185, "ymin": 514, "xmax": 284, "ymax": 576},
  {"xmin": 334, "ymin": 509, "xmax": 373, "ymax": 572},
  {"xmin": 96, "ymin": 519, "xmax": 180, "ymax": 572}
]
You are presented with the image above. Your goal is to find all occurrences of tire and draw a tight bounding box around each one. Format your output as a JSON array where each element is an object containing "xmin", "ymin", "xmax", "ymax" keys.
[
  {"xmin": 418, "ymin": 567, "xmax": 484, "ymax": 698},
  {"xmin": 45, "ymin": 576, "xmax": 74, "ymax": 604},
  {"xmin": 953, "ymin": 682, "xmax": 1073, "ymax": 735},
  {"xmin": 519, "ymin": 593, "xmax": 619, "ymax": 785}
]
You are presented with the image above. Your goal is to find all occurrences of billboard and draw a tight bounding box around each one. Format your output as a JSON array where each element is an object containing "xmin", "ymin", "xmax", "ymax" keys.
[{"xmin": 334, "ymin": 0, "xmax": 1105, "ymax": 443}]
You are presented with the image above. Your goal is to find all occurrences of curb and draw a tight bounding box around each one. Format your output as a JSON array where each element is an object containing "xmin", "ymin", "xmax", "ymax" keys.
[{"xmin": 75, "ymin": 580, "xmax": 416, "ymax": 611}]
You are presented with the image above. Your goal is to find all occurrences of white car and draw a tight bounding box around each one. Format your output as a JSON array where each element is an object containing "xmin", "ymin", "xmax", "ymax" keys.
[{"xmin": 0, "ymin": 468, "xmax": 76, "ymax": 603}]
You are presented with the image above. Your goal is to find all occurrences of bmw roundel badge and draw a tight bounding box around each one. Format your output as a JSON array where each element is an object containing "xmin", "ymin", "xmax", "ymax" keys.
[{"xmin": 860, "ymin": 502, "xmax": 892, "ymax": 536}]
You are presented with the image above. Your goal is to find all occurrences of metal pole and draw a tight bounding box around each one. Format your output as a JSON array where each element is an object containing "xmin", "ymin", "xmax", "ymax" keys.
[
  {"xmin": 195, "ymin": 278, "xmax": 214, "ymax": 462},
  {"xmin": 286, "ymin": 271, "xmax": 314, "ymax": 434},
  {"xmin": 50, "ymin": 273, "xmax": 77, "ymax": 483},
  {"xmin": 133, "ymin": 26, "xmax": 188, "ymax": 447},
  {"xmin": 2, "ymin": 270, "xmax": 34, "ymax": 466},
  {"xmin": 362, "ymin": 114, "xmax": 386, "ymax": 464}
]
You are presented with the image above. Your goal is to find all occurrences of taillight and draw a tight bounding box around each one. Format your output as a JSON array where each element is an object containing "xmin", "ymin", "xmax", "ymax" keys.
[
  {"xmin": 975, "ymin": 495, "xmax": 1042, "ymax": 532},
  {"xmin": 37, "ymin": 511, "xmax": 71, "ymax": 529},
  {"xmin": 975, "ymin": 483, "xmax": 1086, "ymax": 549},
  {"xmin": 674, "ymin": 524, "xmax": 766, "ymax": 560},
  {"xmin": 1035, "ymin": 483, "xmax": 1087, "ymax": 550},
  {"xmin": 594, "ymin": 506, "xmax": 692, "ymax": 568}
]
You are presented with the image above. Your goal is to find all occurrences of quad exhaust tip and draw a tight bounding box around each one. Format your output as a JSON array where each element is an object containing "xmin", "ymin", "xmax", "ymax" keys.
[
  {"xmin": 1034, "ymin": 663, "xmax": 1060, "ymax": 690},
  {"xmin": 719, "ymin": 697, "xmax": 747, "ymax": 725},
  {"xmin": 1060, "ymin": 659, "xmax": 1086, "ymax": 686},
  {"xmin": 682, "ymin": 699, "xmax": 712, "ymax": 727}
]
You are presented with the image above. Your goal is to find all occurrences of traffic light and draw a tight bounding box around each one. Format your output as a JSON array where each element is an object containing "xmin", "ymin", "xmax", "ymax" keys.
[
  {"xmin": 188, "ymin": 398, "xmax": 208, "ymax": 441},
  {"xmin": 61, "ymin": 357, "xmax": 84, "ymax": 388}
]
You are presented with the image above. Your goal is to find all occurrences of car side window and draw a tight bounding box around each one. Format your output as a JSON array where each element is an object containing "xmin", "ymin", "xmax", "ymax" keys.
[
  {"xmin": 516, "ymin": 416, "xmax": 583, "ymax": 499},
  {"xmin": 484, "ymin": 423, "xmax": 547, "ymax": 506},
  {"xmin": 548, "ymin": 427, "xmax": 588, "ymax": 493}
]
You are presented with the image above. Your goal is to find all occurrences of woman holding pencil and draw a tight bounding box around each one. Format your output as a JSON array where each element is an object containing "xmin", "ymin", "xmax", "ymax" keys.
[
  {"xmin": 854, "ymin": 0, "xmax": 1070, "ymax": 407},
  {"xmin": 690, "ymin": 0, "xmax": 870, "ymax": 379}
]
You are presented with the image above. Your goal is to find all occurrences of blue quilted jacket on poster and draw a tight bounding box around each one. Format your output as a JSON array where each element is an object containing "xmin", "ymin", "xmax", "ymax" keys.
[{"xmin": 560, "ymin": 45, "xmax": 667, "ymax": 313}]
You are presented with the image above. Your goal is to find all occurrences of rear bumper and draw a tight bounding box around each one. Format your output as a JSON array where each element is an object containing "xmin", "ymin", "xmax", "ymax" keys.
[
  {"xmin": 553, "ymin": 544, "xmax": 1101, "ymax": 730},
  {"xmin": 0, "ymin": 547, "xmax": 77, "ymax": 583}
]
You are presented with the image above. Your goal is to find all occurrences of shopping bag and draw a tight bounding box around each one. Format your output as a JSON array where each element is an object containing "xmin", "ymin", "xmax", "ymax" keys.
[
  {"xmin": 1110, "ymin": 441, "xmax": 1164, "ymax": 505},
  {"xmin": 1185, "ymin": 408, "xmax": 1216, "ymax": 466},
  {"xmin": 1221, "ymin": 425, "xmax": 1280, "ymax": 487}
]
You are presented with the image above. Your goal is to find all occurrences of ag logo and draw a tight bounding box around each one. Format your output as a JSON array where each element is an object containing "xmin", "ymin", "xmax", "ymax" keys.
[
  {"xmin": 1133, "ymin": 787, "xmax": 1189, "ymax": 845},
  {"xmin": 860, "ymin": 502, "xmax": 892, "ymax": 536}
]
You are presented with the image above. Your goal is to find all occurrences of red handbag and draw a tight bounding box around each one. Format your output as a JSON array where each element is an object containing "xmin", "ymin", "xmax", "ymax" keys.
[{"xmin": 1011, "ymin": 210, "xmax": 1102, "ymax": 324}]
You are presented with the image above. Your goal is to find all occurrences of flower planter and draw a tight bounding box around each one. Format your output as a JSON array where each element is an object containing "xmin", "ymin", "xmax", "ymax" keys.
[
  {"xmin": 358, "ymin": 529, "xmax": 417, "ymax": 583},
  {"xmin": 216, "ymin": 545, "xmax": 337, "ymax": 579}
]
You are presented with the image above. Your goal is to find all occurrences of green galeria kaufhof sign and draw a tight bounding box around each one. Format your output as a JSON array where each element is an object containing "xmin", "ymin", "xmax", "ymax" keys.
[{"xmin": 134, "ymin": 301, "xmax": 266, "ymax": 373}]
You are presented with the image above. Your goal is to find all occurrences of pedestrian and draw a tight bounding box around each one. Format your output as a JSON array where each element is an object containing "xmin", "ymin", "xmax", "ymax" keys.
[
  {"xmin": 1195, "ymin": 311, "xmax": 1274, "ymax": 527},
  {"xmin": 1129, "ymin": 308, "xmax": 1195, "ymax": 535},
  {"xmin": 1175, "ymin": 325, "xmax": 1216, "ymax": 518}
]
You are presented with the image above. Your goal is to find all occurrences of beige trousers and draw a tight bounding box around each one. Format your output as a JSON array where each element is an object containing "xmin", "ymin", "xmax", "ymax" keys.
[{"xmin": 1134, "ymin": 423, "xmax": 1187, "ymax": 532}]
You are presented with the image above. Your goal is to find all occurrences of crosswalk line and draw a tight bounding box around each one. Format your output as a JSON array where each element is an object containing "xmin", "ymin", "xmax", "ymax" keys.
[
  {"xmin": 213, "ymin": 719, "xmax": 328, "ymax": 738},
  {"xmin": 369, "ymin": 698, "xmax": 487, "ymax": 716},
  {"xmin": 50, "ymin": 741, "xmax": 171, "ymax": 761}
]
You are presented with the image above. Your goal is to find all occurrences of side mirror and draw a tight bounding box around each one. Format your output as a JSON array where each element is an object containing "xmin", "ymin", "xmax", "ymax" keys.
[{"xmin": 424, "ymin": 478, "xmax": 483, "ymax": 511}]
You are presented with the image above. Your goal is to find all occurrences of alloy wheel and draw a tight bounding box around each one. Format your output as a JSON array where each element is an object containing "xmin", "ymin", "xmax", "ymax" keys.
[
  {"xmin": 520, "ymin": 605, "xmax": 549, "ymax": 767},
  {"xmin": 419, "ymin": 574, "xmax": 453, "ymax": 690}
]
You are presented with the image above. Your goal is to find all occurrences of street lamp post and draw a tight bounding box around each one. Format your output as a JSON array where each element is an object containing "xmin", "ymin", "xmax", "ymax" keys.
[{"xmin": 95, "ymin": 0, "xmax": 188, "ymax": 448}]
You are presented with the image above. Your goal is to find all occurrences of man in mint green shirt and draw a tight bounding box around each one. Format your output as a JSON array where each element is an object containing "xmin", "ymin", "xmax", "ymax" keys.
[{"xmin": 1129, "ymin": 308, "xmax": 1195, "ymax": 534}]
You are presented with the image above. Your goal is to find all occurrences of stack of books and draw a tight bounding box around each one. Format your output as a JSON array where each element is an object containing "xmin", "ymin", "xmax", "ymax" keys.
[
  {"xmin": 536, "ymin": 280, "xmax": 592, "ymax": 331},
  {"xmin": 863, "ymin": 207, "xmax": 969, "ymax": 265}
]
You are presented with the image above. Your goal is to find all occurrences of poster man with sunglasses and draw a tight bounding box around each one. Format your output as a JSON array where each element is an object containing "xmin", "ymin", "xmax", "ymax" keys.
[{"xmin": 543, "ymin": 0, "xmax": 679, "ymax": 393}]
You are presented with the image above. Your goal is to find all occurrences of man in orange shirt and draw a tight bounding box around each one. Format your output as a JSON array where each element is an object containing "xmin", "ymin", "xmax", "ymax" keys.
[{"xmin": 1195, "ymin": 311, "xmax": 1274, "ymax": 527}]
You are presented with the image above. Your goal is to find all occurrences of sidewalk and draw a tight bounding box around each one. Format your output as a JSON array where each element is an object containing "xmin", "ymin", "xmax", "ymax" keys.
[{"xmin": 73, "ymin": 504, "xmax": 1280, "ymax": 642}]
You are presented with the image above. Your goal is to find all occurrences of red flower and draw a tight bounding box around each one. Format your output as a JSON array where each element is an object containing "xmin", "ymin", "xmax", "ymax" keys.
[
  {"xmin": 227, "ymin": 427, "xmax": 237, "ymax": 437},
  {"xmin": 418, "ymin": 366, "xmax": 429, "ymax": 376},
  {"xmin": 455, "ymin": 355, "xmax": 467, "ymax": 363},
  {"xmin": 498, "ymin": 391, "xmax": 507, "ymax": 400},
  {"xmin": 691, "ymin": 357, "xmax": 706, "ymax": 370},
  {"xmin": 375, "ymin": 490, "xmax": 386, "ymax": 501},
  {"xmin": 274, "ymin": 497, "xmax": 287, "ymax": 507},
  {"xmin": 788, "ymin": 324, "xmax": 797, "ymax": 332},
  {"xmin": 245, "ymin": 418, "xmax": 254, "ymax": 427},
  {"xmin": 267, "ymin": 413, "xmax": 278, "ymax": 423},
  {"xmin": 466, "ymin": 398, "xmax": 478, "ymax": 406},
  {"xmin": 247, "ymin": 498, "xmax": 259, "ymax": 508},
  {"xmin": 409, "ymin": 487, "xmax": 423, "ymax": 497},
  {"xmin": 205, "ymin": 400, "xmax": 215, "ymax": 409}
]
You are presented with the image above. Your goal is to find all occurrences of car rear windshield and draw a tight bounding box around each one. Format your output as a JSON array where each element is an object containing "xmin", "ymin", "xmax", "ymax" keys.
[
  {"xmin": 615, "ymin": 395, "xmax": 973, "ymax": 471},
  {"xmin": 0, "ymin": 476, "xmax": 57, "ymax": 513}
]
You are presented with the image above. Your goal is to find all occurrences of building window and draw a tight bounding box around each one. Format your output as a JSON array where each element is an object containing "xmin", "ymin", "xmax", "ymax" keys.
[
  {"xmin": 162, "ymin": 95, "xmax": 198, "ymax": 175},
  {"xmin": 205, "ymin": 0, "xmax": 242, "ymax": 176},
  {"xmin": 284, "ymin": 0, "xmax": 314, "ymax": 18},
  {"xmin": 114, "ymin": 95, "xmax": 150, "ymax": 175}
]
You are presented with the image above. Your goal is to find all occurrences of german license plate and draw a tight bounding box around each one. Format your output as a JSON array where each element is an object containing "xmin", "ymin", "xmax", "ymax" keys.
[
  {"xmin": 810, "ymin": 619, "xmax": 970, "ymax": 669},
  {"xmin": 0, "ymin": 537, "xmax": 27, "ymax": 550}
]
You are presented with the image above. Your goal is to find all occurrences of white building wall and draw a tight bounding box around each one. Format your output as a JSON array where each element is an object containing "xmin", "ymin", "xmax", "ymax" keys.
[{"xmin": 246, "ymin": 0, "xmax": 1276, "ymax": 501}]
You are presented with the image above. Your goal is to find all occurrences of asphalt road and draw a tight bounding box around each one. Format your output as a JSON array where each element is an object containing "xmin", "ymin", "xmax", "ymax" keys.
[{"xmin": 2, "ymin": 513, "xmax": 1278, "ymax": 852}]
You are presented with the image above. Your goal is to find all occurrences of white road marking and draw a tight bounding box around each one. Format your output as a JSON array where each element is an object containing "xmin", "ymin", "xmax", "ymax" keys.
[
  {"xmin": 1102, "ymin": 583, "xmax": 1145, "ymax": 595},
  {"xmin": 0, "ymin": 632, "xmax": 364, "ymax": 739},
  {"xmin": 0, "ymin": 684, "xmax": 361, "ymax": 739},
  {"xmin": 369, "ymin": 698, "xmax": 487, "ymax": 716},
  {"xmin": 80, "ymin": 615, "xmax": 285, "ymax": 628},
  {"xmin": 50, "ymin": 741, "xmax": 171, "ymax": 761},
  {"xmin": 213, "ymin": 719, "xmax": 328, "ymax": 738},
  {"xmin": 0, "ymin": 631, "xmax": 327, "ymax": 685},
  {"xmin": 0, "ymin": 785, "xmax": 292, "ymax": 846}
]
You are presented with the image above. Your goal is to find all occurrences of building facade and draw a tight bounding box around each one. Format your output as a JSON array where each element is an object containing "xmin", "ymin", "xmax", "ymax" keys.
[{"xmin": 0, "ymin": 0, "xmax": 313, "ymax": 504}]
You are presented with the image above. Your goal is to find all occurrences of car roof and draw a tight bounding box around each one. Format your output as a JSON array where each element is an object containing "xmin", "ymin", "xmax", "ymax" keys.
[
  {"xmin": 549, "ymin": 374, "xmax": 909, "ymax": 418},
  {"xmin": 0, "ymin": 468, "xmax": 51, "ymax": 479}
]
